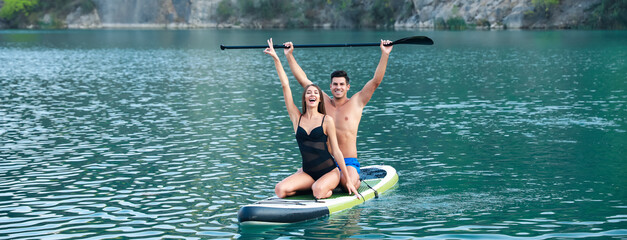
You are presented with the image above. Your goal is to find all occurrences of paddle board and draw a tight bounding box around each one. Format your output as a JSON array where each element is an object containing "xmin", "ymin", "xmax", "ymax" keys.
[{"xmin": 237, "ymin": 165, "xmax": 398, "ymax": 224}]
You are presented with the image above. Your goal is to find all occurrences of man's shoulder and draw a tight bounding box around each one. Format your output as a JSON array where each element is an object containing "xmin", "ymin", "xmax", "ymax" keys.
[{"xmin": 346, "ymin": 93, "xmax": 369, "ymax": 109}]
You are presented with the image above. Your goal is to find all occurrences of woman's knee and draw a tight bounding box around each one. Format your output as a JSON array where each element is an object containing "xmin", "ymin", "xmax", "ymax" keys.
[
  {"xmin": 311, "ymin": 183, "xmax": 332, "ymax": 199},
  {"xmin": 311, "ymin": 184, "xmax": 323, "ymax": 195},
  {"xmin": 312, "ymin": 189, "xmax": 328, "ymax": 199},
  {"xmin": 275, "ymin": 182, "xmax": 289, "ymax": 198}
]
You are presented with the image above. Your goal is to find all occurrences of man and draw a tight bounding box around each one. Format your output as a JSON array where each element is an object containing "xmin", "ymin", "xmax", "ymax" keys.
[{"xmin": 282, "ymin": 39, "xmax": 393, "ymax": 191}]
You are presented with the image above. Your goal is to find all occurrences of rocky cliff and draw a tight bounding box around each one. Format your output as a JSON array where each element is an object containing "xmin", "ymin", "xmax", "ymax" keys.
[
  {"xmin": 66, "ymin": 0, "xmax": 222, "ymax": 28},
  {"xmin": 0, "ymin": 0, "xmax": 617, "ymax": 29},
  {"xmin": 397, "ymin": 0, "xmax": 603, "ymax": 29}
]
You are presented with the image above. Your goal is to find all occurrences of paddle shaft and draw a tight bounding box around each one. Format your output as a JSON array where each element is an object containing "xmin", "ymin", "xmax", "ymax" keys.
[
  {"xmin": 220, "ymin": 36, "xmax": 433, "ymax": 50},
  {"xmin": 221, "ymin": 43, "xmax": 383, "ymax": 50}
]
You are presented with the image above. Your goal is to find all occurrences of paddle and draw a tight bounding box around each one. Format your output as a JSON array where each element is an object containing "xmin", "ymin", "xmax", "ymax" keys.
[{"xmin": 220, "ymin": 36, "xmax": 433, "ymax": 50}]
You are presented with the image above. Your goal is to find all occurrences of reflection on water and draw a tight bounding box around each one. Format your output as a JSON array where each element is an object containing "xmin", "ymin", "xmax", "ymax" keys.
[{"xmin": 0, "ymin": 29, "xmax": 626, "ymax": 239}]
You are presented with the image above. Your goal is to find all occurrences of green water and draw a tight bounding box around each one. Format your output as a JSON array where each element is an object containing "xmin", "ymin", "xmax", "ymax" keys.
[{"xmin": 0, "ymin": 29, "xmax": 625, "ymax": 239}]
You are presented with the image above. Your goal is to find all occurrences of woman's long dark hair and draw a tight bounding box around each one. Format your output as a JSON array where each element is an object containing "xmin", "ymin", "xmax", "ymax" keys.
[{"xmin": 301, "ymin": 84, "xmax": 326, "ymax": 115}]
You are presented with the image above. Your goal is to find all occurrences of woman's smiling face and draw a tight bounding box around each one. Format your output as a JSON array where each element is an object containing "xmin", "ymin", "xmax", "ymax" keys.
[{"xmin": 305, "ymin": 85, "xmax": 321, "ymax": 108}]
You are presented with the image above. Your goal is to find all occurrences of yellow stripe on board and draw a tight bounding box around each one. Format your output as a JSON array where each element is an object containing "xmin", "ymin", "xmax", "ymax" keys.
[{"xmin": 327, "ymin": 172, "xmax": 399, "ymax": 214}]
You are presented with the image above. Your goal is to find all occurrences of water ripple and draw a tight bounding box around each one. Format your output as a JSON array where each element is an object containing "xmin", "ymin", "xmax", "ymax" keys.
[{"xmin": 1, "ymin": 30, "xmax": 625, "ymax": 239}]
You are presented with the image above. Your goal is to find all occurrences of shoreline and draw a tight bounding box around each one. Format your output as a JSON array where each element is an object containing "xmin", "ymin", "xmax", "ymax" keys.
[{"xmin": 1, "ymin": 24, "xmax": 613, "ymax": 31}]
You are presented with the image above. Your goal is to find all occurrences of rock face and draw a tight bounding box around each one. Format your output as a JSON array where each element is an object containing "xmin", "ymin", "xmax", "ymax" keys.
[
  {"xmin": 92, "ymin": 0, "xmax": 175, "ymax": 28},
  {"xmin": 397, "ymin": 0, "xmax": 601, "ymax": 29},
  {"xmin": 85, "ymin": 0, "xmax": 221, "ymax": 28},
  {"xmin": 0, "ymin": 0, "xmax": 605, "ymax": 29},
  {"xmin": 188, "ymin": 0, "xmax": 221, "ymax": 27},
  {"xmin": 66, "ymin": 8, "xmax": 101, "ymax": 28},
  {"xmin": 502, "ymin": 1, "xmax": 534, "ymax": 29},
  {"xmin": 525, "ymin": 0, "xmax": 602, "ymax": 28}
]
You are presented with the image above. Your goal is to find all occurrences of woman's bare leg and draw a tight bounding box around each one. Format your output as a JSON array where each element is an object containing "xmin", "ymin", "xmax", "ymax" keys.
[
  {"xmin": 311, "ymin": 168, "xmax": 340, "ymax": 199},
  {"xmin": 275, "ymin": 171, "xmax": 315, "ymax": 198},
  {"xmin": 339, "ymin": 166, "xmax": 361, "ymax": 192}
]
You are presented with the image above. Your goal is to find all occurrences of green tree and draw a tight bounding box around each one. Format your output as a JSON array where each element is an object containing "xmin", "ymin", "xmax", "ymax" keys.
[
  {"xmin": 532, "ymin": 0, "xmax": 559, "ymax": 16},
  {"xmin": 216, "ymin": 0, "xmax": 234, "ymax": 23},
  {"xmin": 0, "ymin": 0, "xmax": 39, "ymax": 20},
  {"xmin": 588, "ymin": 0, "xmax": 627, "ymax": 29},
  {"xmin": 446, "ymin": 17, "xmax": 467, "ymax": 30},
  {"xmin": 258, "ymin": 0, "xmax": 292, "ymax": 19},
  {"xmin": 371, "ymin": 0, "xmax": 394, "ymax": 25},
  {"xmin": 370, "ymin": 0, "xmax": 410, "ymax": 27}
]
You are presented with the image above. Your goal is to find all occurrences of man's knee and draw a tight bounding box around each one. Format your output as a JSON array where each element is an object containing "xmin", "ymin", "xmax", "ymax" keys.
[
  {"xmin": 348, "ymin": 168, "xmax": 361, "ymax": 187},
  {"xmin": 348, "ymin": 167, "xmax": 360, "ymax": 178}
]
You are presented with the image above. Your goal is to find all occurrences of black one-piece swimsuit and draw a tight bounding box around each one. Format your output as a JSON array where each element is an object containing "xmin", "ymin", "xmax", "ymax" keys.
[{"xmin": 295, "ymin": 115, "xmax": 337, "ymax": 180}]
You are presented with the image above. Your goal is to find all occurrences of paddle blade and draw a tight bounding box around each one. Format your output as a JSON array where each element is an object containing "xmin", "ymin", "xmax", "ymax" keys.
[{"xmin": 392, "ymin": 36, "xmax": 434, "ymax": 45}]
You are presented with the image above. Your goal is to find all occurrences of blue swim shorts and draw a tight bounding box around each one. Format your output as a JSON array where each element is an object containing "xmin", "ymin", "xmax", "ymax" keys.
[{"xmin": 337, "ymin": 158, "xmax": 361, "ymax": 175}]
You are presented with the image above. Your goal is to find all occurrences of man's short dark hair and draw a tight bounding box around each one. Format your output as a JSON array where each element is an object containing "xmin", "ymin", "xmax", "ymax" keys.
[{"xmin": 330, "ymin": 70, "xmax": 349, "ymax": 85}]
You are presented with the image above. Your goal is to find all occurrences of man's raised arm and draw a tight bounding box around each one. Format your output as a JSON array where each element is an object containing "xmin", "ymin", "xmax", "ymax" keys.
[
  {"xmin": 356, "ymin": 39, "xmax": 393, "ymax": 106},
  {"xmin": 283, "ymin": 42, "xmax": 314, "ymax": 88}
]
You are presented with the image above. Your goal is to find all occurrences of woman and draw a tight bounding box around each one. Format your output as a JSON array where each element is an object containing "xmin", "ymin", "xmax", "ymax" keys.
[{"xmin": 264, "ymin": 38, "xmax": 359, "ymax": 200}]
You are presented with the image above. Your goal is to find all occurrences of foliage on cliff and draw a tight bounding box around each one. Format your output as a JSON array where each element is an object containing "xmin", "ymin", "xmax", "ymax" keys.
[
  {"xmin": 0, "ymin": 0, "xmax": 38, "ymax": 20},
  {"xmin": 1, "ymin": 0, "xmax": 626, "ymax": 29},
  {"xmin": 532, "ymin": 0, "xmax": 559, "ymax": 14},
  {"xmin": 216, "ymin": 0, "xmax": 412, "ymax": 28},
  {"xmin": 0, "ymin": 0, "xmax": 94, "ymax": 28},
  {"xmin": 587, "ymin": 0, "xmax": 627, "ymax": 29}
]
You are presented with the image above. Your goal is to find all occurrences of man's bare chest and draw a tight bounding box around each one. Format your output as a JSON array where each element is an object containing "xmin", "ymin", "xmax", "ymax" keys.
[{"xmin": 326, "ymin": 104, "xmax": 363, "ymax": 131}]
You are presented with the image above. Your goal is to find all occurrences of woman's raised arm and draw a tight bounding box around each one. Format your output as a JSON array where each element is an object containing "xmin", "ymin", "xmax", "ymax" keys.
[{"xmin": 264, "ymin": 38, "xmax": 301, "ymax": 130}]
